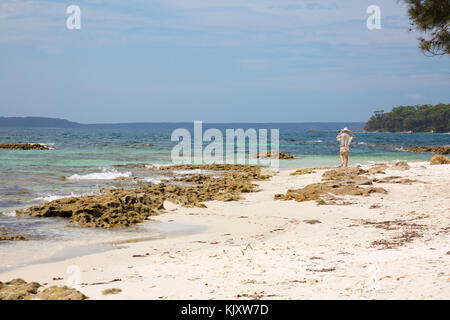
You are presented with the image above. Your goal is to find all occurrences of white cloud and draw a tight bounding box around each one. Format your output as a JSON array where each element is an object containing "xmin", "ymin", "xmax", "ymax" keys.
[{"xmin": 0, "ymin": 0, "xmax": 419, "ymax": 49}]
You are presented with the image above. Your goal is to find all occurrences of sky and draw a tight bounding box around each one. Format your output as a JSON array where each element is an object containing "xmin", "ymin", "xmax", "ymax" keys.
[{"xmin": 0, "ymin": 0, "xmax": 449, "ymax": 123}]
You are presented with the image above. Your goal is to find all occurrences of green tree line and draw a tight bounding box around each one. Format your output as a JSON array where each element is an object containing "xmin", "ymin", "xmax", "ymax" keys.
[{"xmin": 364, "ymin": 103, "xmax": 450, "ymax": 133}]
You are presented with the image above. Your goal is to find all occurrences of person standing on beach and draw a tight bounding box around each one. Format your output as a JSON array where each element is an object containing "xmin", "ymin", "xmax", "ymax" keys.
[{"xmin": 336, "ymin": 127, "xmax": 355, "ymax": 167}]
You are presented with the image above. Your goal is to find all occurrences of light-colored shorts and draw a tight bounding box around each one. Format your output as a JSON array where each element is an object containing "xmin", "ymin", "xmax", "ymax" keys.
[{"xmin": 340, "ymin": 146, "xmax": 350, "ymax": 153}]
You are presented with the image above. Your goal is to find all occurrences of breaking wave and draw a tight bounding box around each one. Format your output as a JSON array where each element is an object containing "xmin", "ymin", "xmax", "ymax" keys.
[{"xmin": 67, "ymin": 168, "xmax": 132, "ymax": 181}]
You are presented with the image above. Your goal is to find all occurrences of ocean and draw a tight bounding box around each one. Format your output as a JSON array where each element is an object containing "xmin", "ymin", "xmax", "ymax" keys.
[{"xmin": 1, "ymin": 123, "xmax": 449, "ymax": 271}]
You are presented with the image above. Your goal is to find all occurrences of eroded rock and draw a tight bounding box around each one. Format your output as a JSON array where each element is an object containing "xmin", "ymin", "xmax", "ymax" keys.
[
  {"xmin": 430, "ymin": 155, "xmax": 450, "ymax": 165},
  {"xmin": 17, "ymin": 164, "xmax": 270, "ymax": 228},
  {"xmin": 0, "ymin": 143, "xmax": 49, "ymax": 150},
  {"xmin": 291, "ymin": 167, "xmax": 331, "ymax": 176},
  {"xmin": 290, "ymin": 168, "xmax": 316, "ymax": 175},
  {"xmin": 0, "ymin": 235, "xmax": 26, "ymax": 241},
  {"xmin": 102, "ymin": 288, "xmax": 122, "ymax": 295},
  {"xmin": 36, "ymin": 286, "xmax": 88, "ymax": 300},
  {"xmin": 405, "ymin": 145, "xmax": 450, "ymax": 155},
  {"xmin": 372, "ymin": 176, "xmax": 421, "ymax": 184},
  {"xmin": 17, "ymin": 188, "xmax": 165, "ymax": 229},
  {"xmin": 368, "ymin": 166, "xmax": 388, "ymax": 174},
  {"xmin": 321, "ymin": 167, "xmax": 368, "ymax": 181},
  {"xmin": 391, "ymin": 161, "xmax": 410, "ymax": 171},
  {"xmin": 0, "ymin": 279, "xmax": 40, "ymax": 300},
  {"xmin": 256, "ymin": 152, "xmax": 294, "ymax": 159},
  {"xmin": 276, "ymin": 167, "xmax": 388, "ymax": 205},
  {"xmin": 304, "ymin": 219, "xmax": 321, "ymax": 224},
  {"xmin": 275, "ymin": 180, "xmax": 387, "ymax": 204},
  {"xmin": 0, "ymin": 279, "xmax": 87, "ymax": 300}
]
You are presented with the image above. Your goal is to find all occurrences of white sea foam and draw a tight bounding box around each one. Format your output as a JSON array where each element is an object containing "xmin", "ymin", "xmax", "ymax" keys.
[
  {"xmin": 41, "ymin": 143, "xmax": 56, "ymax": 150},
  {"xmin": 173, "ymin": 169, "xmax": 206, "ymax": 175},
  {"xmin": 1, "ymin": 211, "xmax": 16, "ymax": 217},
  {"xmin": 30, "ymin": 142, "xmax": 56, "ymax": 150},
  {"xmin": 145, "ymin": 164, "xmax": 168, "ymax": 169},
  {"xmin": 67, "ymin": 168, "xmax": 132, "ymax": 180},
  {"xmin": 35, "ymin": 192, "xmax": 94, "ymax": 202},
  {"xmin": 37, "ymin": 195, "xmax": 67, "ymax": 202},
  {"xmin": 144, "ymin": 177, "xmax": 163, "ymax": 184}
]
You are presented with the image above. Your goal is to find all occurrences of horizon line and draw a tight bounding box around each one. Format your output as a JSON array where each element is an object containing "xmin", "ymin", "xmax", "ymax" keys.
[{"xmin": 0, "ymin": 116, "xmax": 367, "ymax": 126}]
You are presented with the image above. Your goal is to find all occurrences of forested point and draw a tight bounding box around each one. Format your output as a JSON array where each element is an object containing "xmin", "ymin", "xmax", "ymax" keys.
[{"xmin": 364, "ymin": 103, "xmax": 450, "ymax": 133}]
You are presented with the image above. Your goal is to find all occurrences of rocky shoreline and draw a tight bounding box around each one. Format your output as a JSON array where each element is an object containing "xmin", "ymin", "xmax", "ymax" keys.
[
  {"xmin": 404, "ymin": 145, "xmax": 450, "ymax": 155},
  {"xmin": 9, "ymin": 158, "xmax": 448, "ymax": 230},
  {"xmin": 0, "ymin": 143, "xmax": 49, "ymax": 150},
  {"xmin": 274, "ymin": 161, "xmax": 429, "ymax": 205},
  {"xmin": 275, "ymin": 167, "xmax": 389, "ymax": 205},
  {"xmin": 1, "ymin": 160, "xmax": 449, "ymax": 299},
  {"xmin": 0, "ymin": 226, "xmax": 26, "ymax": 241},
  {"xmin": 17, "ymin": 164, "xmax": 272, "ymax": 228},
  {"xmin": 0, "ymin": 235, "xmax": 26, "ymax": 241},
  {"xmin": 255, "ymin": 152, "xmax": 295, "ymax": 159}
]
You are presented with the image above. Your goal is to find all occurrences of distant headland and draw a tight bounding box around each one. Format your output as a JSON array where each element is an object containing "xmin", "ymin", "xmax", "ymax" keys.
[
  {"xmin": 1, "ymin": 103, "xmax": 449, "ymax": 134},
  {"xmin": 0, "ymin": 117, "xmax": 82, "ymax": 128},
  {"xmin": 364, "ymin": 103, "xmax": 449, "ymax": 133},
  {"xmin": 0, "ymin": 117, "xmax": 366, "ymax": 130}
]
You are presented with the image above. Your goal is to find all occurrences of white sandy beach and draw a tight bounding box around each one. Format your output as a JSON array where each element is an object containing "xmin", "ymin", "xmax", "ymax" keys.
[{"xmin": 1, "ymin": 161, "xmax": 449, "ymax": 299}]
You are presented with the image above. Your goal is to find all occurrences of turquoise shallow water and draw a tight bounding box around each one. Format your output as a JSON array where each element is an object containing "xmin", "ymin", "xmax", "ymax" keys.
[
  {"xmin": 0, "ymin": 123, "xmax": 448, "ymax": 269},
  {"xmin": 1, "ymin": 123, "xmax": 449, "ymax": 213}
]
